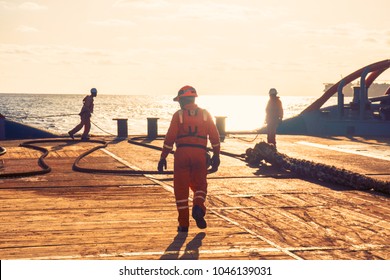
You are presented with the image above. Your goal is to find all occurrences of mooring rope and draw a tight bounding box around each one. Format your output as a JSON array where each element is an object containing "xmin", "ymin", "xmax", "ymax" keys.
[
  {"xmin": 245, "ymin": 141, "xmax": 390, "ymax": 195},
  {"xmin": 231, "ymin": 133, "xmax": 260, "ymax": 143},
  {"xmin": 0, "ymin": 146, "xmax": 6, "ymax": 156},
  {"xmin": 4, "ymin": 113, "xmax": 80, "ymax": 120},
  {"xmin": 90, "ymin": 120, "xmax": 116, "ymax": 136},
  {"xmin": 3, "ymin": 112, "xmax": 117, "ymax": 137}
]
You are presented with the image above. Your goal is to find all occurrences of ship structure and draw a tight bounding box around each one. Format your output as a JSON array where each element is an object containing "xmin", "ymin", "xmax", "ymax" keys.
[
  {"xmin": 323, "ymin": 81, "xmax": 390, "ymax": 98},
  {"xmin": 264, "ymin": 59, "xmax": 390, "ymax": 137}
]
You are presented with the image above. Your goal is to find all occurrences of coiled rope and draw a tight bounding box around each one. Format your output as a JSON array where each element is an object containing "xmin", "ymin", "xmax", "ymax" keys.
[
  {"xmin": 73, "ymin": 138, "xmax": 174, "ymax": 175},
  {"xmin": 0, "ymin": 133, "xmax": 246, "ymax": 178},
  {"xmin": 0, "ymin": 138, "xmax": 175, "ymax": 178},
  {"xmin": 0, "ymin": 140, "xmax": 52, "ymax": 178},
  {"xmin": 245, "ymin": 141, "xmax": 390, "ymax": 195}
]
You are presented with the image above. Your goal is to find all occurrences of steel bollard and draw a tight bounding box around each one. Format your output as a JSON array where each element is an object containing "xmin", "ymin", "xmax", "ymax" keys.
[
  {"xmin": 113, "ymin": 118, "xmax": 128, "ymax": 138},
  {"xmin": 147, "ymin": 117, "xmax": 159, "ymax": 139},
  {"xmin": 215, "ymin": 116, "xmax": 226, "ymax": 141}
]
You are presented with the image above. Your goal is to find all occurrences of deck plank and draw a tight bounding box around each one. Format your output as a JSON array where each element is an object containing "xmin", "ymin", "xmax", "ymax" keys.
[{"xmin": 0, "ymin": 135, "xmax": 389, "ymax": 260}]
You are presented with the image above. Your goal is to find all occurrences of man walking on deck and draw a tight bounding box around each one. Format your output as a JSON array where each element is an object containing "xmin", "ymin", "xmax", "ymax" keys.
[
  {"xmin": 265, "ymin": 88, "xmax": 283, "ymax": 146},
  {"xmin": 68, "ymin": 88, "xmax": 97, "ymax": 141},
  {"xmin": 158, "ymin": 85, "xmax": 221, "ymax": 232}
]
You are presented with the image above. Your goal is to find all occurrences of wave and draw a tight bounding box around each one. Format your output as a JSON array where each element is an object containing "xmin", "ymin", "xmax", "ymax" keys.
[{"xmin": 0, "ymin": 94, "xmax": 336, "ymax": 135}]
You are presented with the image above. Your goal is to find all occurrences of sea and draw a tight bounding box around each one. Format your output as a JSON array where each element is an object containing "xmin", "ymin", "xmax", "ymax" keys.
[{"xmin": 0, "ymin": 93, "xmax": 344, "ymax": 136}]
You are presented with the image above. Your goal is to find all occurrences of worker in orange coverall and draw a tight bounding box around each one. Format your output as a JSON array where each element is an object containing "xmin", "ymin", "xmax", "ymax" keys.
[
  {"xmin": 265, "ymin": 88, "xmax": 283, "ymax": 147},
  {"xmin": 158, "ymin": 85, "xmax": 221, "ymax": 232},
  {"xmin": 68, "ymin": 88, "xmax": 97, "ymax": 141}
]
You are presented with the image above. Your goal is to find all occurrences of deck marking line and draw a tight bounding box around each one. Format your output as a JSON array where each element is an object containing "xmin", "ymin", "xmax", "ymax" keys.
[
  {"xmin": 14, "ymin": 244, "xmax": 390, "ymax": 260},
  {"xmin": 211, "ymin": 211, "xmax": 303, "ymax": 260},
  {"xmin": 297, "ymin": 141, "xmax": 390, "ymax": 161},
  {"xmin": 101, "ymin": 149, "xmax": 142, "ymax": 171},
  {"xmin": 102, "ymin": 148, "xmax": 302, "ymax": 260},
  {"xmin": 24, "ymin": 248, "xmax": 279, "ymax": 260},
  {"xmin": 102, "ymin": 148, "xmax": 174, "ymax": 194}
]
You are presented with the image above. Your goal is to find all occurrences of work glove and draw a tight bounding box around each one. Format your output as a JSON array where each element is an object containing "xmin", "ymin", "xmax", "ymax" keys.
[
  {"xmin": 211, "ymin": 154, "xmax": 220, "ymax": 171},
  {"xmin": 158, "ymin": 158, "xmax": 167, "ymax": 173},
  {"xmin": 205, "ymin": 152, "xmax": 212, "ymax": 169}
]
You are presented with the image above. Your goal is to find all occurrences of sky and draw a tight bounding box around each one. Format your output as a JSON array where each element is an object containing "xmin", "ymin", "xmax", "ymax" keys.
[{"xmin": 0, "ymin": 0, "xmax": 389, "ymax": 96}]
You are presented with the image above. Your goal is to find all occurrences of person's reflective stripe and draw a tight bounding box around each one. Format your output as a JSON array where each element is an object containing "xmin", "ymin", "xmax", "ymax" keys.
[
  {"xmin": 194, "ymin": 191, "xmax": 206, "ymax": 201},
  {"xmin": 195, "ymin": 190, "xmax": 207, "ymax": 196},
  {"xmin": 203, "ymin": 109, "xmax": 208, "ymax": 121},
  {"xmin": 163, "ymin": 144, "xmax": 173, "ymax": 149},
  {"xmin": 179, "ymin": 110, "xmax": 183, "ymax": 124}
]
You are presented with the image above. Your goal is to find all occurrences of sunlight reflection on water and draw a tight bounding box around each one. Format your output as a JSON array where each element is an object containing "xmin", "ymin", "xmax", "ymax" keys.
[{"xmin": 0, "ymin": 94, "xmax": 341, "ymax": 136}]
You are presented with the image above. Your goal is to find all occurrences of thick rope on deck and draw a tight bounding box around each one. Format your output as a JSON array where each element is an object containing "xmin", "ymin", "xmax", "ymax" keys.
[
  {"xmin": 245, "ymin": 141, "xmax": 390, "ymax": 195},
  {"xmin": 0, "ymin": 146, "xmax": 6, "ymax": 156}
]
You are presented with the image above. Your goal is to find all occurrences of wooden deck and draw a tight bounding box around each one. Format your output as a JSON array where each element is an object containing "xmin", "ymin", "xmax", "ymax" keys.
[{"xmin": 0, "ymin": 135, "xmax": 389, "ymax": 260}]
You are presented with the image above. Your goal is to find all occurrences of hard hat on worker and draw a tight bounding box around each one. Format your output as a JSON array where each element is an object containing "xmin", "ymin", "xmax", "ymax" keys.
[
  {"xmin": 269, "ymin": 88, "xmax": 278, "ymax": 95},
  {"xmin": 173, "ymin": 85, "xmax": 198, "ymax": 101}
]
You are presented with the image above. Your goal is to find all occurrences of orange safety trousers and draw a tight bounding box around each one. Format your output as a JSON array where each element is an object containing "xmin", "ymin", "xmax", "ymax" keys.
[
  {"xmin": 174, "ymin": 147, "xmax": 208, "ymax": 228},
  {"xmin": 69, "ymin": 112, "xmax": 91, "ymax": 139},
  {"xmin": 267, "ymin": 121, "xmax": 278, "ymax": 145}
]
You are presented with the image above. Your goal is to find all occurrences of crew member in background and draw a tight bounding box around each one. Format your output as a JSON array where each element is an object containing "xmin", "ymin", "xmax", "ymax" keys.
[
  {"xmin": 68, "ymin": 88, "xmax": 97, "ymax": 141},
  {"xmin": 265, "ymin": 88, "xmax": 283, "ymax": 147},
  {"xmin": 158, "ymin": 85, "xmax": 221, "ymax": 233}
]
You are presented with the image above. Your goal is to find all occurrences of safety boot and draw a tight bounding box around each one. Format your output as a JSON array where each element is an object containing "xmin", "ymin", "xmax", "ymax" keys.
[{"xmin": 192, "ymin": 205, "xmax": 207, "ymax": 229}]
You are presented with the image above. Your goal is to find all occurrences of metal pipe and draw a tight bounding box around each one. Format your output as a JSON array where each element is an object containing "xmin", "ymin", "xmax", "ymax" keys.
[
  {"xmin": 360, "ymin": 67, "xmax": 370, "ymax": 120},
  {"xmin": 215, "ymin": 116, "xmax": 227, "ymax": 141},
  {"xmin": 337, "ymin": 79, "xmax": 345, "ymax": 119}
]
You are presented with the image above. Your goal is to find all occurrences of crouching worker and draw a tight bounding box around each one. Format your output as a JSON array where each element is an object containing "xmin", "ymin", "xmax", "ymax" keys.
[{"xmin": 158, "ymin": 85, "xmax": 220, "ymax": 232}]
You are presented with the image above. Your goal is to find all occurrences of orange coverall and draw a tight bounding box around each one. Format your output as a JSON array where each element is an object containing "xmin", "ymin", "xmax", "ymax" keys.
[
  {"xmin": 160, "ymin": 103, "xmax": 220, "ymax": 228},
  {"xmin": 265, "ymin": 96, "xmax": 283, "ymax": 145}
]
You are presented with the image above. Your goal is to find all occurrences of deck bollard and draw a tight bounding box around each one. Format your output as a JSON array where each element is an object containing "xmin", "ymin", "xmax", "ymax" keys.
[
  {"xmin": 113, "ymin": 118, "xmax": 128, "ymax": 138},
  {"xmin": 0, "ymin": 114, "xmax": 5, "ymax": 140},
  {"xmin": 147, "ymin": 117, "xmax": 159, "ymax": 139},
  {"xmin": 215, "ymin": 116, "xmax": 226, "ymax": 141}
]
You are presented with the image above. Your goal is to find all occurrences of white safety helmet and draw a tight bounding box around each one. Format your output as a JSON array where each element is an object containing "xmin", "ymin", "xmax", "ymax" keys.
[{"xmin": 269, "ymin": 88, "xmax": 278, "ymax": 95}]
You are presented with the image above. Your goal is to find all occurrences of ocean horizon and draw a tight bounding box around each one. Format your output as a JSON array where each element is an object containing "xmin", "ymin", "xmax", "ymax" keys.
[{"xmin": 0, "ymin": 93, "xmax": 344, "ymax": 136}]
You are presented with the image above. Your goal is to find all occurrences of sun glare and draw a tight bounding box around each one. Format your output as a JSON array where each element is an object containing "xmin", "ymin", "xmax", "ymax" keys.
[{"xmin": 197, "ymin": 95, "xmax": 266, "ymax": 132}]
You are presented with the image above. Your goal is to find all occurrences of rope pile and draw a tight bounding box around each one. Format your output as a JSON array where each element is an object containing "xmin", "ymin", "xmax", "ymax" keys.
[{"xmin": 245, "ymin": 141, "xmax": 390, "ymax": 195}]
